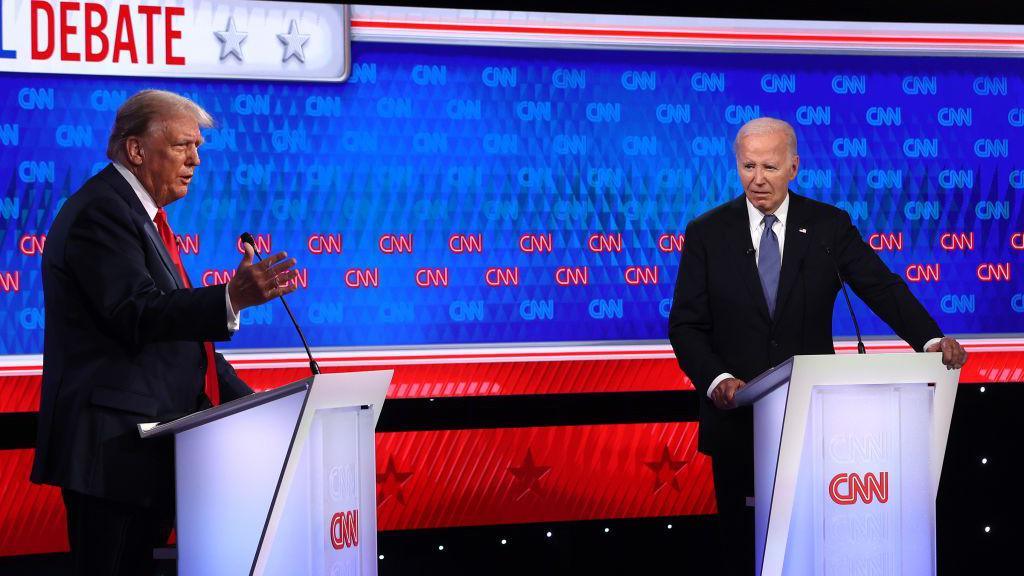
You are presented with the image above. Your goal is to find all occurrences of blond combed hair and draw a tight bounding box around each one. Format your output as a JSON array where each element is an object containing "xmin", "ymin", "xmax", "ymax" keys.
[{"xmin": 106, "ymin": 90, "xmax": 213, "ymax": 162}]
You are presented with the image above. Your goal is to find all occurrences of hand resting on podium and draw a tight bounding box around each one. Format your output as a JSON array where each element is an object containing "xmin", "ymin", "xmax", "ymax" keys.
[
  {"xmin": 711, "ymin": 377, "xmax": 746, "ymax": 410},
  {"xmin": 925, "ymin": 336, "xmax": 968, "ymax": 370}
]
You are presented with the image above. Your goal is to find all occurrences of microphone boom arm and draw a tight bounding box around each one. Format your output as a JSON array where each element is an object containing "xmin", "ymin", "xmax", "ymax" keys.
[
  {"xmin": 241, "ymin": 232, "xmax": 320, "ymax": 374},
  {"xmin": 824, "ymin": 244, "xmax": 867, "ymax": 355}
]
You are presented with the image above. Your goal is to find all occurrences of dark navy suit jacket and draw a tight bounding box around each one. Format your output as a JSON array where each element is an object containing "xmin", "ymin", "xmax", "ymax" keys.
[{"xmin": 32, "ymin": 164, "xmax": 251, "ymax": 506}]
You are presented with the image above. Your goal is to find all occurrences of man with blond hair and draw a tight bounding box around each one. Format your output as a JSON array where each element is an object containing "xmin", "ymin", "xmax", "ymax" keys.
[
  {"xmin": 668, "ymin": 117, "xmax": 966, "ymax": 574},
  {"xmin": 32, "ymin": 89, "xmax": 300, "ymax": 575}
]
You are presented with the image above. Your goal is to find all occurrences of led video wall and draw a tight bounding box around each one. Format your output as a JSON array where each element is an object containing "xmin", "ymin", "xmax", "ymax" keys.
[{"xmin": 2, "ymin": 42, "xmax": 1022, "ymax": 354}]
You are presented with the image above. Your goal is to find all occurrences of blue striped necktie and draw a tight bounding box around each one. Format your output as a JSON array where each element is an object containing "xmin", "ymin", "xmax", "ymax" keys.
[{"xmin": 758, "ymin": 214, "xmax": 781, "ymax": 317}]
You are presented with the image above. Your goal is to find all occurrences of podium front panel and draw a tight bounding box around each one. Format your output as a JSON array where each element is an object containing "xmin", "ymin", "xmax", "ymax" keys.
[
  {"xmin": 175, "ymin": 389, "xmax": 306, "ymax": 576},
  {"xmin": 263, "ymin": 405, "xmax": 377, "ymax": 576},
  {"xmin": 787, "ymin": 383, "xmax": 933, "ymax": 575},
  {"xmin": 751, "ymin": 354, "xmax": 956, "ymax": 576}
]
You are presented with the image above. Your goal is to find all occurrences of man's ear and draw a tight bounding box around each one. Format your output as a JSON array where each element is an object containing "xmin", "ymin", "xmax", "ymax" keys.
[{"xmin": 125, "ymin": 137, "xmax": 145, "ymax": 167}]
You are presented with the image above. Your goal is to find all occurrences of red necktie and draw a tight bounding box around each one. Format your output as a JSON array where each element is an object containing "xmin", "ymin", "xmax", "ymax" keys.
[{"xmin": 154, "ymin": 208, "xmax": 220, "ymax": 406}]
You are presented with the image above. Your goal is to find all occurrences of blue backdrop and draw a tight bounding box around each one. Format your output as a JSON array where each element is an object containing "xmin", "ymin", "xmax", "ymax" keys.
[{"xmin": 1, "ymin": 42, "xmax": 1022, "ymax": 353}]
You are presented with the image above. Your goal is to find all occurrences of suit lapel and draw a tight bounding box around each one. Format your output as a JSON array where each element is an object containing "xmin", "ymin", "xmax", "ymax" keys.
[
  {"xmin": 99, "ymin": 164, "xmax": 184, "ymax": 289},
  {"xmin": 144, "ymin": 224, "xmax": 185, "ymax": 289},
  {"xmin": 775, "ymin": 192, "xmax": 812, "ymax": 320},
  {"xmin": 725, "ymin": 197, "xmax": 771, "ymax": 322}
]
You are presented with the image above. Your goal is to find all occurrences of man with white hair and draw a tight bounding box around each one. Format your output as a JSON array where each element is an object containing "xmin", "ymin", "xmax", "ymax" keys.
[
  {"xmin": 31, "ymin": 89, "xmax": 300, "ymax": 575},
  {"xmin": 668, "ymin": 117, "xmax": 966, "ymax": 574}
]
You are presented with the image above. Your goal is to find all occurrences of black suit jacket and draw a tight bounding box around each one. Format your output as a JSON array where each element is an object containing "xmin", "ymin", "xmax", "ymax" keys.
[
  {"xmin": 31, "ymin": 164, "xmax": 251, "ymax": 506},
  {"xmin": 668, "ymin": 192, "xmax": 942, "ymax": 456}
]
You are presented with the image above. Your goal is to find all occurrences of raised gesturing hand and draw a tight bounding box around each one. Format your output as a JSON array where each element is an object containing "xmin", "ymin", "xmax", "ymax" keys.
[{"xmin": 227, "ymin": 244, "xmax": 299, "ymax": 311}]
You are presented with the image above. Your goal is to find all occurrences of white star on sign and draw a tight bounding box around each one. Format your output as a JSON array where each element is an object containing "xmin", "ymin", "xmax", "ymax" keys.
[
  {"xmin": 214, "ymin": 17, "xmax": 247, "ymax": 62},
  {"xmin": 277, "ymin": 20, "xmax": 310, "ymax": 63}
]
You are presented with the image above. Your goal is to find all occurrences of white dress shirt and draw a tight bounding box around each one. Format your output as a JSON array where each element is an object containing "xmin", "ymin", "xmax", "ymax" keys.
[
  {"xmin": 707, "ymin": 194, "xmax": 940, "ymax": 398},
  {"xmin": 748, "ymin": 194, "xmax": 788, "ymax": 266},
  {"xmin": 113, "ymin": 162, "xmax": 240, "ymax": 332}
]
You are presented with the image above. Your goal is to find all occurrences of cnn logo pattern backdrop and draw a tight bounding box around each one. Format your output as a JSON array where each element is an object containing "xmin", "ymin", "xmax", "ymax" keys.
[{"xmin": 1, "ymin": 43, "xmax": 1023, "ymax": 353}]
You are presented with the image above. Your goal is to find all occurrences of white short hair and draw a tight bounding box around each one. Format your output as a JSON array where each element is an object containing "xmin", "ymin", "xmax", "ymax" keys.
[
  {"xmin": 106, "ymin": 90, "xmax": 213, "ymax": 162},
  {"xmin": 733, "ymin": 117, "xmax": 798, "ymax": 157}
]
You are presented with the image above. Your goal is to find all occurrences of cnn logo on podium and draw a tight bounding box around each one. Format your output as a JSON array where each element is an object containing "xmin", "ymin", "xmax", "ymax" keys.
[
  {"xmin": 828, "ymin": 472, "xmax": 889, "ymax": 505},
  {"xmin": 329, "ymin": 510, "xmax": 360, "ymax": 550}
]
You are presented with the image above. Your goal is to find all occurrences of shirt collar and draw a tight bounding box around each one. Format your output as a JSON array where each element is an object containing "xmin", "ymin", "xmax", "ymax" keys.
[
  {"xmin": 746, "ymin": 192, "xmax": 790, "ymax": 230},
  {"xmin": 112, "ymin": 162, "xmax": 159, "ymax": 222}
]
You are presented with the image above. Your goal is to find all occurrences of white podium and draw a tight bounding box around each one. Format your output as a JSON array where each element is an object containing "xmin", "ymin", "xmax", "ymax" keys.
[
  {"xmin": 734, "ymin": 353, "xmax": 959, "ymax": 576},
  {"xmin": 140, "ymin": 370, "xmax": 392, "ymax": 576}
]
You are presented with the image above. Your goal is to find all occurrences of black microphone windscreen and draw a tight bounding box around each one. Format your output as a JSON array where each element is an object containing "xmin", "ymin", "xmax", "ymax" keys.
[{"xmin": 240, "ymin": 232, "xmax": 255, "ymax": 246}]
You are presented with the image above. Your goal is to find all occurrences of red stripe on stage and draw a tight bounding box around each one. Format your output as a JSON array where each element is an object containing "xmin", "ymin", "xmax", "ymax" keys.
[
  {"xmin": 236, "ymin": 358, "xmax": 693, "ymax": 397},
  {"xmin": 2, "ymin": 352, "xmax": 1021, "ymax": 413},
  {"xmin": 374, "ymin": 423, "xmax": 715, "ymax": 530},
  {"xmin": 958, "ymin": 351, "xmax": 1024, "ymax": 384},
  {"xmin": 0, "ymin": 424, "xmax": 713, "ymax": 556},
  {"xmin": 0, "ymin": 376, "xmax": 42, "ymax": 413},
  {"xmin": 0, "ymin": 450, "xmax": 66, "ymax": 556}
]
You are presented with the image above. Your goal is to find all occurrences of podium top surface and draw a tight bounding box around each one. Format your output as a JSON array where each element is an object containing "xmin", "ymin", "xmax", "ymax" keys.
[
  {"xmin": 139, "ymin": 377, "xmax": 312, "ymax": 439},
  {"xmin": 733, "ymin": 357, "xmax": 796, "ymax": 406},
  {"xmin": 734, "ymin": 352, "xmax": 951, "ymax": 406}
]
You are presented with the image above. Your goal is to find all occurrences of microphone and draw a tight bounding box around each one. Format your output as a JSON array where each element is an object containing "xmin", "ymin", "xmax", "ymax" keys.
[
  {"xmin": 745, "ymin": 247, "xmax": 755, "ymax": 256},
  {"xmin": 822, "ymin": 243, "xmax": 866, "ymax": 355},
  {"xmin": 240, "ymin": 232, "xmax": 320, "ymax": 375}
]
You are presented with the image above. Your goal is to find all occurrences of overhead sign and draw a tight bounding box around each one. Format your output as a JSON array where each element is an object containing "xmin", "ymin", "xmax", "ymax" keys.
[{"xmin": 0, "ymin": 0, "xmax": 350, "ymax": 81}]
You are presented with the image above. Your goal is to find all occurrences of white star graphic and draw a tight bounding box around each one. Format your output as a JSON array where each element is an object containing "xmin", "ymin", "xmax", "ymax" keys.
[
  {"xmin": 277, "ymin": 20, "xmax": 310, "ymax": 63},
  {"xmin": 214, "ymin": 17, "xmax": 247, "ymax": 62}
]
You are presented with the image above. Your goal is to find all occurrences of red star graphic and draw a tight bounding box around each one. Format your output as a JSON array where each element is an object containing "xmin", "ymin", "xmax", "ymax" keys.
[
  {"xmin": 644, "ymin": 446, "xmax": 689, "ymax": 493},
  {"xmin": 508, "ymin": 449, "xmax": 551, "ymax": 501},
  {"xmin": 376, "ymin": 455, "xmax": 413, "ymax": 506}
]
